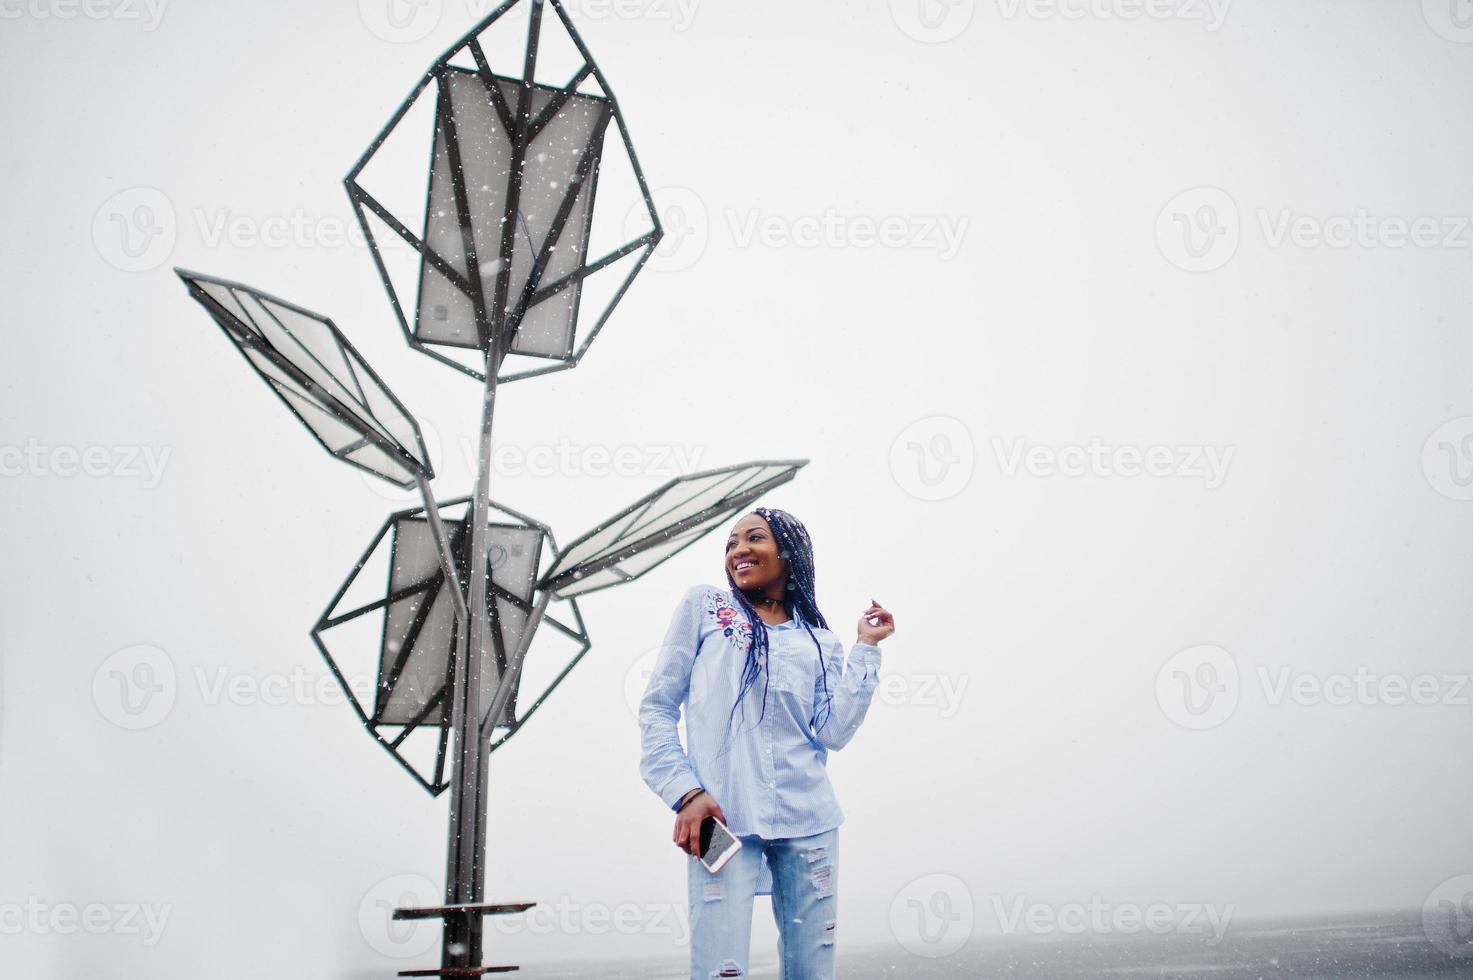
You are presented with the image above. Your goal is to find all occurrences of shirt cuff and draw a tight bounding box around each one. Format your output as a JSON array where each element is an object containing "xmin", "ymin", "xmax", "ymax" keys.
[{"xmin": 661, "ymin": 777, "xmax": 703, "ymax": 811}]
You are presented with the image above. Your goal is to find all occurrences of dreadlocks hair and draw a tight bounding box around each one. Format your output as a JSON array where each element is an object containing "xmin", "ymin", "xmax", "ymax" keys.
[{"xmin": 718, "ymin": 506, "xmax": 835, "ymax": 755}]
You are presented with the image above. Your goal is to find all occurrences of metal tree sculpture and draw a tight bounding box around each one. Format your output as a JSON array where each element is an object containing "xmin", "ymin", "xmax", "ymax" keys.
[{"xmin": 174, "ymin": 2, "xmax": 807, "ymax": 976}]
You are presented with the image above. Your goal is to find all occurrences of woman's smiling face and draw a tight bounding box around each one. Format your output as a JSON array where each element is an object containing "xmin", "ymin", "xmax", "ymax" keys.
[{"xmin": 725, "ymin": 513, "xmax": 786, "ymax": 593}]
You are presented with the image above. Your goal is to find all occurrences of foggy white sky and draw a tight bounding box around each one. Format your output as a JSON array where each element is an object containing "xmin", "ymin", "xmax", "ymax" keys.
[{"xmin": 4, "ymin": 0, "xmax": 1473, "ymax": 976}]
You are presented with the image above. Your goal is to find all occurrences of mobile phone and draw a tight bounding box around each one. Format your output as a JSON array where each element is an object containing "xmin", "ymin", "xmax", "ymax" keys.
[{"xmin": 697, "ymin": 815, "xmax": 742, "ymax": 873}]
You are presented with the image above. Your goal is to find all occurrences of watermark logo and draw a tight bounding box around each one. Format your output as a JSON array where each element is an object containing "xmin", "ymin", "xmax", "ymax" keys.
[
  {"xmin": 992, "ymin": 437, "xmax": 1234, "ymax": 488},
  {"xmin": 1422, "ymin": 0, "xmax": 1473, "ymax": 43},
  {"xmin": 92, "ymin": 644, "xmax": 177, "ymax": 731},
  {"xmin": 634, "ymin": 186, "xmax": 709, "ymax": 273},
  {"xmin": 1423, "ymin": 874, "xmax": 1473, "ymax": 957},
  {"xmin": 725, "ymin": 208, "xmax": 970, "ymax": 260},
  {"xmin": 483, "ymin": 894, "xmax": 688, "ymax": 941},
  {"xmin": 366, "ymin": 426, "xmax": 707, "ymax": 502},
  {"xmin": 634, "ymin": 189, "xmax": 970, "ymax": 270},
  {"xmin": 98, "ymin": 192, "xmax": 428, "ymax": 267},
  {"xmin": 623, "ymin": 645, "xmax": 663, "ymax": 720},
  {"xmin": 1162, "ymin": 649, "xmax": 1473, "ymax": 727},
  {"xmin": 991, "ymin": 894, "xmax": 1234, "ymax": 944},
  {"xmin": 1160, "ymin": 186, "xmax": 1473, "ymax": 270},
  {"xmin": 1257, "ymin": 666, "xmax": 1473, "ymax": 708},
  {"xmin": 625, "ymin": 641, "xmax": 714, "ymax": 725},
  {"xmin": 485, "ymin": 437, "xmax": 705, "ymax": 480},
  {"xmin": 876, "ymin": 671, "xmax": 970, "ymax": 718},
  {"xmin": 1156, "ymin": 187, "xmax": 1239, "ymax": 272},
  {"xmin": 0, "ymin": 897, "xmax": 172, "ymax": 946},
  {"xmin": 92, "ymin": 186, "xmax": 176, "ymax": 273},
  {"xmin": 1258, "ymin": 210, "xmax": 1473, "ymax": 250},
  {"xmin": 890, "ymin": 0, "xmax": 975, "ymax": 43},
  {"xmin": 994, "ymin": 0, "xmax": 1231, "ymax": 31},
  {"xmin": 1421, "ymin": 417, "xmax": 1473, "ymax": 501},
  {"xmin": 0, "ymin": 439, "xmax": 173, "ymax": 488},
  {"xmin": 93, "ymin": 647, "xmax": 375, "ymax": 729},
  {"xmin": 360, "ymin": 873, "xmax": 440, "ymax": 958},
  {"xmin": 890, "ymin": 872, "xmax": 974, "ymax": 957},
  {"xmin": 193, "ymin": 205, "xmax": 389, "ymax": 251},
  {"xmin": 549, "ymin": 0, "xmax": 702, "ymax": 31},
  {"xmin": 1155, "ymin": 644, "xmax": 1239, "ymax": 730},
  {"xmin": 0, "ymin": 0, "xmax": 171, "ymax": 31},
  {"xmin": 192, "ymin": 664, "xmax": 374, "ymax": 710},
  {"xmin": 359, "ymin": 0, "xmax": 442, "ymax": 43},
  {"xmin": 889, "ymin": 415, "xmax": 975, "ymax": 502}
]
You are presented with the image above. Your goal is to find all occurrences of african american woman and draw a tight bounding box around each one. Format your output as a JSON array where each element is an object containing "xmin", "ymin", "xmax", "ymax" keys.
[{"xmin": 639, "ymin": 506, "xmax": 895, "ymax": 979}]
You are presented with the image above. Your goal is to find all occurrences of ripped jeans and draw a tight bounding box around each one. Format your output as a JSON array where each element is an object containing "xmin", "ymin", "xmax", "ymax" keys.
[{"xmin": 686, "ymin": 826, "xmax": 839, "ymax": 980}]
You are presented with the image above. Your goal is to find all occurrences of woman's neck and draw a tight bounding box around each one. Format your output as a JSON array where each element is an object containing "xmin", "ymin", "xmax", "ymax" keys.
[{"xmin": 744, "ymin": 589, "xmax": 792, "ymax": 626}]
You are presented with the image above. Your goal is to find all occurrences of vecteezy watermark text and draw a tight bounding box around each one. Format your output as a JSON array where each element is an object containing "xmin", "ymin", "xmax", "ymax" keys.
[
  {"xmin": 875, "ymin": 672, "xmax": 970, "ymax": 718},
  {"xmin": 635, "ymin": 189, "xmax": 973, "ymax": 273},
  {"xmin": 890, "ymin": 0, "xmax": 1230, "ymax": 43},
  {"xmin": 92, "ymin": 645, "xmax": 377, "ymax": 731},
  {"xmin": 991, "ymin": 895, "xmax": 1235, "ymax": 945},
  {"xmin": 886, "ymin": 416, "xmax": 1235, "ymax": 501},
  {"xmin": 0, "ymin": 440, "xmax": 171, "ymax": 489},
  {"xmin": 1157, "ymin": 644, "xmax": 1473, "ymax": 730},
  {"xmin": 0, "ymin": 0, "xmax": 169, "ymax": 31},
  {"xmin": 488, "ymin": 438, "xmax": 704, "ymax": 479},
  {"xmin": 992, "ymin": 437, "xmax": 1235, "ymax": 489},
  {"xmin": 1157, "ymin": 187, "xmax": 1473, "ymax": 272},
  {"xmin": 359, "ymin": 873, "xmax": 690, "ymax": 959},
  {"xmin": 993, "ymin": 0, "xmax": 1230, "ymax": 30},
  {"xmin": 726, "ymin": 208, "xmax": 970, "ymax": 261},
  {"xmin": 1257, "ymin": 666, "xmax": 1473, "ymax": 708},
  {"xmin": 0, "ymin": 897, "xmax": 171, "ymax": 947}
]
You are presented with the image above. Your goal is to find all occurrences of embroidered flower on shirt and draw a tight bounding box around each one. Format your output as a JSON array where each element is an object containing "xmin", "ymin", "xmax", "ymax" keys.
[{"xmin": 705, "ymin": 589, "xmax": 755, "ymax": 655}]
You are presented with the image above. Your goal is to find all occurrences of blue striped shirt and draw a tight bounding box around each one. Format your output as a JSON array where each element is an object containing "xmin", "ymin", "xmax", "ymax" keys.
[{"xmin": 638, "ymin": 583, "xmax": 884, "ymax": 842}]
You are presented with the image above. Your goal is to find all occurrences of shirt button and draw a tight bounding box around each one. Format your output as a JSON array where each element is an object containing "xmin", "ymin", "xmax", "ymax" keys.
[{"xmin": 769, "ymin": 781, "xmax": 776, "ymax": 789}]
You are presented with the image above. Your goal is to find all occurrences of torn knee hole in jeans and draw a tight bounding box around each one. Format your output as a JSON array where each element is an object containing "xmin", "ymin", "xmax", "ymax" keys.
[
  {"xmin": 809, "ymin": 862, "xmax": 833, "ymax": 897},
  {"xmin": 710, "ymin": 959, "xmax": 744, "ymax": 978},
  {"xmin": 822, "ymin": 918, "xmax": 836, "ymax": 945},
  {"xmin": 703, "ymin": 879, "xmax": 723, "ymax": 903}
]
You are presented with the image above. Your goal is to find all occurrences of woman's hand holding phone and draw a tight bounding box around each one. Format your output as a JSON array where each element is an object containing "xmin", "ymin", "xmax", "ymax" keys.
[{"xmin": 674, "ymin": 790, "xmax": 726, "ymax": 858}]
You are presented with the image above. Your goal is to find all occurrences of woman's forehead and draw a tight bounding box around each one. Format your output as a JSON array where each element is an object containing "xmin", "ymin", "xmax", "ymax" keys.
[{"xmin": 728, "ymin": 513, "xmax": 771, "ymax": 535}]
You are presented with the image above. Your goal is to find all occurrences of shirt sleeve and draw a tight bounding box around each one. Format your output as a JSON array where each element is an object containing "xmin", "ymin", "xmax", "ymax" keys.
[
  {"xmin": 637, "ymin": 584, "xmax": 706, "ymax": 810},
  {"xmin": 809, "ymin": 632, "xmax": 883, "ymax": 751}
]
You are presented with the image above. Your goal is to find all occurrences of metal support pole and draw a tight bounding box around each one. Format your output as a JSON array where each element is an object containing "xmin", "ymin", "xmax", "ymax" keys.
[
  {"xmin": 442, "ymin": 364, "xmax": 500, "ymax": 972},
  {"xmin": 444, "ymin": 6, "xmax": 541, "ymax": 969}
]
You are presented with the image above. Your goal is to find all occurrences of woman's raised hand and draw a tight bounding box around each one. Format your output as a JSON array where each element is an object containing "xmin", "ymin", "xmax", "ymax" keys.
[{"xmin": 858, "ymin": 598, "xmax": 895, "ymax": 645}]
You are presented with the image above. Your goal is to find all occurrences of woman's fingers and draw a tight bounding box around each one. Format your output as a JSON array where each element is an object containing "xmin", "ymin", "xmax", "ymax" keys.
[{"xmin": 859, "ymin": 601, "xmax": 896, "ymax": 640}]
